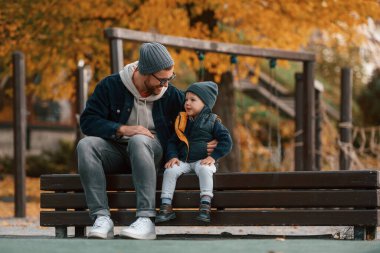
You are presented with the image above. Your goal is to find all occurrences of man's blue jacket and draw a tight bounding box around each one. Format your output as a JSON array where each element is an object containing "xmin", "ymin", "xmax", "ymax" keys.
[{"xmin": 80, "ymin": 73, "xmax": 184, "ymax": 155}]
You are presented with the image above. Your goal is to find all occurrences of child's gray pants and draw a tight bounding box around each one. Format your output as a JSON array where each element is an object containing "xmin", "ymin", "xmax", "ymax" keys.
[{"xmin": 160, "ymin": 161, "xmax": 216, "ymax": 200}]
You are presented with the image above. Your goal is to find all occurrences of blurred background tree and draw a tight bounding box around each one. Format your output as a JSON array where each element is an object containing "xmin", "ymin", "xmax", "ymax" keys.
[
  {"xmin": 358, "ymin": 69, "xmax": 380, "ymax": 126},
  {"xmin": 1, "ymin": 0, "xmax": 378, "ymax": 100}
]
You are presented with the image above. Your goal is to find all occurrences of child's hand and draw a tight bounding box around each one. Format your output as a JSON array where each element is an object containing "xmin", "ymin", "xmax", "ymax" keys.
[
  {"xmin": 200, "ymin": 156, "xmax": 215, "ymax": 166},
  {"xmin": 165, "ymin": 158, "xmax": 180, "ymax": 168}
]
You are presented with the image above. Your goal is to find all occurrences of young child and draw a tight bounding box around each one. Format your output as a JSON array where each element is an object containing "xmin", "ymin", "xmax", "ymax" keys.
[{"xmin": 156, "ymin": 81, "xmax": 233, "ymax": 223}]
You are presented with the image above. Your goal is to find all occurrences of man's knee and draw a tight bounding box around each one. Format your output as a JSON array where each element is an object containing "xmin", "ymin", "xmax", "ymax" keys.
[
  {"xmin": 128, "ymin": 135, "xmax": 151, "ymax": 148},
  {"xmin": 77, "ymin": 137, "xmax": 106, "ymax": 175},
  {"xmin": 77, "ymin": 136, "xmax": 104, "ymax": 154},
  {"xmin": 127, "ymin": 135, "xmax": 156, "ymax": 156}
]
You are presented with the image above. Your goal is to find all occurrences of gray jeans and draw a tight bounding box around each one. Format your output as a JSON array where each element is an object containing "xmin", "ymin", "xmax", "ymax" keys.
[{"xmin": 77, "ymin": 135, "xmax": 163, "ymax": 220}]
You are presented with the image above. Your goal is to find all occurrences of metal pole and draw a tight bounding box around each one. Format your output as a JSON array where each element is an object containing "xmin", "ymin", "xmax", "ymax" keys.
[
  {"xmin": 339, "ymin": 67, "xmax": 352, "ymax": 170},
  {"xmin": 12, "ymin": 51, "xmax": 26, "ymax": 217},
  {"xmin": 303, "ymin": 61, "xmax": 316, "ymax": 171},
  {"xmin": 109, "ymin": 38, "xmax": 124, "ymax": 74},
  {"xmin": 294, "ymin": 73, "xmax": 303, "ymax": 171}
]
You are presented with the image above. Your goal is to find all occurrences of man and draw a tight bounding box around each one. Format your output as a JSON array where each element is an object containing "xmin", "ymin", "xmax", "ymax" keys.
[{"xmin": 77, "ymin": 42, "xmax": 183, "ymax": 240}]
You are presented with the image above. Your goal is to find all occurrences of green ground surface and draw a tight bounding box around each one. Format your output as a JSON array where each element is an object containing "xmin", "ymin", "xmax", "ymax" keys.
[{"xmin": 1, "ymin": 238, "xmax": 379, "ymax": 253}]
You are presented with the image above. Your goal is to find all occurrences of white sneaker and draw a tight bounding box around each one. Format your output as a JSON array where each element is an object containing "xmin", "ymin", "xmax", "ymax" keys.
[
  {"xmin": 87, "ymin": 216, "xmax": 114, "ymax": 239},
  {"xmin": 120, "ymin": 217, "xmax": 156, "ymax": 240}
]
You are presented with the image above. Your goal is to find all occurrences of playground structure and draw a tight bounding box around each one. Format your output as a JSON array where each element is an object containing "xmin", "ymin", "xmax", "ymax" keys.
[
  {"xmin": 103, "ymin": 28, "xmax": 366, "ymax": 172},
  {"xmin": 104, "ymin": 27, "xmax": 317, "ymax": 172}
]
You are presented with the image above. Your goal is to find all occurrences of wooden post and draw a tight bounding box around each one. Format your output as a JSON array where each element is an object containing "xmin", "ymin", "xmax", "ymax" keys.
[
  {"xmin": 303, "ymin": 61, "xmax": 316, "ymax": 171},
  {"xmin": 76, "ymin": 60, "xmax": 88, "ymax": 144},
  {"xmin": 339, "ymin": 67, "xmax": 352, "ymax": 170},
  {"xmin": 12, "ymin": 51, "xmax": 26, "ymax": 217},
  {"xmin": 294, "ymin": 73, "xmax": 303, "ymax": 171},
  {"xmin": 104, "ymin": 28, "xmax": 315, "ymax": 62},
  {"xmin": 109, "ymin": 38, "xmax": 124, "ymax": 74},
  {"xmin": 314, "ymin": 82, "xmax": 324, "ymax": 171}
]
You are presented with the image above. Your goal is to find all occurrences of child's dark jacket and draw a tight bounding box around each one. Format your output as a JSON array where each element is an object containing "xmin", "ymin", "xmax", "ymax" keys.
[{"xmin": 166, "ymin": 107, "xmax": 233, "ymax": 163}]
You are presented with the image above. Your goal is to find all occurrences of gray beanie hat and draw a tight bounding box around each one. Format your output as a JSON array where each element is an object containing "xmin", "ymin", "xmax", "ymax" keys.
[
  {"xmin": 186, "ymin": 81, "xmax": 218, "ymax": 109},
  {"xmin": 138, "ymin": 42, "xmax": 174, "ymax": 75}
]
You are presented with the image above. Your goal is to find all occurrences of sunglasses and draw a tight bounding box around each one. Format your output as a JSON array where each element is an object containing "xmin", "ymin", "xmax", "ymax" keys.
[{"xmin": 151, "ymin": 72, "xmax": 176, "ymax": 86}]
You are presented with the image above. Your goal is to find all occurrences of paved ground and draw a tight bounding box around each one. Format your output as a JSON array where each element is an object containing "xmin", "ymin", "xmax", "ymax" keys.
[
  {"xmin": 1, "ymin": 217, "xmax": 380, "ymax": 253},
  {"xmin": 0, "ymin": 217, "xmax": 358, "ymax": 239},
  {"xmin": 1, "ymin": 238, "xmax": 380, "ymax": 253}
]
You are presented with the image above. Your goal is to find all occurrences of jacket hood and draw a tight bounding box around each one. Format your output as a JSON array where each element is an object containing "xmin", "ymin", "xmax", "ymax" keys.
[{"xmin": 119, "ymin": 61, "xmax": 167, "ymax": 102}]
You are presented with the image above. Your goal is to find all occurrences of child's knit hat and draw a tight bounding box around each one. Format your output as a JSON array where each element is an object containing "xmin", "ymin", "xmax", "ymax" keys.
[{"xmin": 186, "ymin": 81, "xmax": 218, "ymax": 109}]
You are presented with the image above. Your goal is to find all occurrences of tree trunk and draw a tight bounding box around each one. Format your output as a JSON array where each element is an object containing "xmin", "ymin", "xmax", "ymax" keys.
[{"xmin": 213, "ymin": 71, "xmax": 241, "ymax": 172}]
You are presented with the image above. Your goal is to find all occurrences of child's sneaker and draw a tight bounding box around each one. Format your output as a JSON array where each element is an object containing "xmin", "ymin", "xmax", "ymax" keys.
[
  {"xmin": 196, "ymin": 203, "xmax": 211, "ymax": 222},
  {"xmin": 155, "ymin": 204, "xmax": 176, "ymax": 223}
]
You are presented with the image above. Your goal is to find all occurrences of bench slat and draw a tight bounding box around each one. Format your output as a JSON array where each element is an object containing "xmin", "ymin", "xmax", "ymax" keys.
[
  {"xmin": 40, "ymin": 209, "xmax": 380, "ymax": 226},
  {"xmin": 40, "ymin": 171, "xmax": 380, "ymax": 191},
  {"xmin": 41, "ymin": 190, "xmax": 380, "ymax": 209}
]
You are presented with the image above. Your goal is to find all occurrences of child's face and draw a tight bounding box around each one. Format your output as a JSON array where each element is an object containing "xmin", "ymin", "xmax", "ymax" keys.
[{"xmin": 184, "ymin": 92, "xmax": 205, "ymax": 117}]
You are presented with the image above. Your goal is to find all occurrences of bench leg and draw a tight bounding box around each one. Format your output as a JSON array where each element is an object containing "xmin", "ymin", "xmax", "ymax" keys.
[
  {"xmin": 354, "ymin": 226, "xmax": 377, "ymax": 240},
  {"xmin": 75, "ymin": 226, "xmax": 86, "ymax": 238},
  {"xmin": 55, "ymin": 226, "xmax": 68, "ymax": 238}
]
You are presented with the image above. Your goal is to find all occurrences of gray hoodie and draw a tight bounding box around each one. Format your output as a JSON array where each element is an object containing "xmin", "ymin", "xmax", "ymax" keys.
[{"xmin": 118, "ymin": 61, "xmax": 167, "ymax": 141}]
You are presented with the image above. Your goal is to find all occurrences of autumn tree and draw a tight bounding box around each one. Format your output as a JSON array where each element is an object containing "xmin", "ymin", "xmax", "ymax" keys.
[{"xmin": 1, "ymin": 0, "xmax": 379, "ymax": 98}]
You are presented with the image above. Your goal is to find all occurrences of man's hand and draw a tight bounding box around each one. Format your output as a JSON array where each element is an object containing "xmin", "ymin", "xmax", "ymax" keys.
[
  {"xmin": 200, "ymin": 156, "xmax": 215, "ymax": 165},
  {"xmin": 165, "ymin": 158, "xmax": 180, "ymax": 169},
  {"xmin": 117, "ymin": 125, "xmax": 154, "ymax": 139},
  {"xmin": 206, "ymin": 139, "xmax": 218, "ymax": 155}
]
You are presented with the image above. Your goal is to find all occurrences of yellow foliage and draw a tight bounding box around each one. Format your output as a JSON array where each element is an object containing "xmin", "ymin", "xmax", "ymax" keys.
[{"xmin": 1, "ymin": 0, "xmax": 379, "ymax": 101}]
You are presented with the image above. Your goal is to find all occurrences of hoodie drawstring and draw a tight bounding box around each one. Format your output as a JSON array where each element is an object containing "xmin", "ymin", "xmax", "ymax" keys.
[
  {"xmin": 136, "ymin": 98, "xmax": 139, "ymax": 126},
  {"xmin": 136, "ymin": 98, "xmax": 149, "ymax": 128},
  {"xmin": 144, "ymin": 100, "xmax": 148, "ymax": 128}
]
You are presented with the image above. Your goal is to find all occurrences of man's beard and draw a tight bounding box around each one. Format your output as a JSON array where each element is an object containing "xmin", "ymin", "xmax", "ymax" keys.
[{"xmin": 144, "ymin": 80, "xmax": 161, "ymax": 95}]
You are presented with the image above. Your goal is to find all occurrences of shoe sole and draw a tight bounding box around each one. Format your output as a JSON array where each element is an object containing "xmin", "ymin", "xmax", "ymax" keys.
[
  {"xmin": 155, "ymin": 213, "xmax": 176, "ymax": 223},
  {"xmin": 88, "ymin": 231, "xmax": 114, "ymax": 239},
  {"xmin": 120, "ymin": 231, "xmax": 156, "ymax": 240}
]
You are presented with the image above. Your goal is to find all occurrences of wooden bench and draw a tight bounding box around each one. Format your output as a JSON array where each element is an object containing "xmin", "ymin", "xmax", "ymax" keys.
[{"xmin": 40, "ymin": 170, "xmax": 380, "ymax": 240}]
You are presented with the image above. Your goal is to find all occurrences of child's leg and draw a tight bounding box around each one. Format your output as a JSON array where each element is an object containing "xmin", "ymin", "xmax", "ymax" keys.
[
  {"xmin": 160, "ymin": 161, "xmax": 191, "ymax": 203},
  {"xmin": 156, "ymin": 162, "xmax": 191, "ymax": 223},
  {"xmin": 193, "ymin": 161, "xmax": 216, "ymax": 201},
  {"xmin": 193, "ymin": 161, "xmax": 216, "ymax": 222}
]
